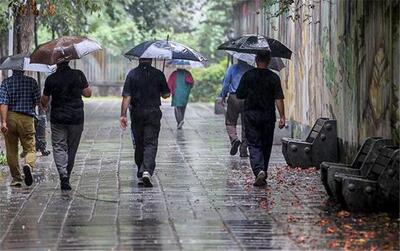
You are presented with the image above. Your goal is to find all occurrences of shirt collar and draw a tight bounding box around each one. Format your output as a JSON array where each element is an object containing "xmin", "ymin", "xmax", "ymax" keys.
[
  {"xmin": 12, "ymin": 71, "xmax": 24, "ymax": 76},
  {"xmin": 56, "ymin": 65, "xmax": 71, "ymax": 71}
]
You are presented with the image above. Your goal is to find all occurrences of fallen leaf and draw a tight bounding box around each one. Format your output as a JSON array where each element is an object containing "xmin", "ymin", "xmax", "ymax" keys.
[
  {"xmin": 337, "ymin": 210, "xmax": 351, "ymax": 218},
  {"xmin": 327, "ymin": 226, "xmax": 337, "ymax": 234}
]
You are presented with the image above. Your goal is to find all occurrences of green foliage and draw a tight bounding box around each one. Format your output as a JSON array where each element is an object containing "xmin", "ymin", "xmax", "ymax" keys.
[
  {"xmin": 0, "ymin": 2, "xmax": 9, "ymax": 34},
  {"xmin": 195, "ymin": 1, "xmax": 234, "ymax": 61},
  {"xmin": 112, "ymin": 0, "xmax": 196, "ymax": 33},
  {"xmin": 37, "ymin": 0, "xmax": 102, "ymax": 36},
  {"xmin": 0, "ymin": 152, "xmax": 6, "ymax": 166},
  {"xmin": 190, "ymin": 59, "xmax": 228, "ymax": 102}
]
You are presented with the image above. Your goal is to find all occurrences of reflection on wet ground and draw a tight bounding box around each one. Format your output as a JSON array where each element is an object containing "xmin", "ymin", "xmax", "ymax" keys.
[{"xmin": 0, "ymin": 100, "xmax": 398, "ymax": 250}]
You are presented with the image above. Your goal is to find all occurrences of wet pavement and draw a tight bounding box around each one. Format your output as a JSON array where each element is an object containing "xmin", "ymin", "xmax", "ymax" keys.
[{"xmin": 0, "ymin": 99, "xmax": 398, "ymax": 250}]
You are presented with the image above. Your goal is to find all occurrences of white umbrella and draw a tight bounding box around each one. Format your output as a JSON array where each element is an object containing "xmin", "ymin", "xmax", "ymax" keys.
[
  {"xmin": 166, "ymin": 59, "xmax": 206, "ymax": 69},
  {"xmin": 226, "ymin": 51, "xmax": 286, "ymax": 71},
  {"xmin": 0, "ymin": 54, "xmax": 55, "ymax": 73}
]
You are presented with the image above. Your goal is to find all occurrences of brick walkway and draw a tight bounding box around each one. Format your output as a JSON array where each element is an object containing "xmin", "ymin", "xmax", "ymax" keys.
[{"xmin": 0, "ymin": 99, "xmax": 398, "ymax": 250}]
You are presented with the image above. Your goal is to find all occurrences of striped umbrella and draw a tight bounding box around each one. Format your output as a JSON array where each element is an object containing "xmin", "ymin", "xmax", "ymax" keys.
[{"xmin": 124, "ymin": 40, "xmax": 208, "ymax": 63}]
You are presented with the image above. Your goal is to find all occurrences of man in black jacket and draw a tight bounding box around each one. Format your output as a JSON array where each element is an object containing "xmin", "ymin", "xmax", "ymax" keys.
[
  {"xmin": 120, "ymin": 58, "xmax": 170, "ymax": 187},
  {"xmin": 41, "ymin": 61, "xmax": 92, "ymax": 190},
  {"xmin": 237, "ymin": 51, "xmax": 286, "ymax": 186}
]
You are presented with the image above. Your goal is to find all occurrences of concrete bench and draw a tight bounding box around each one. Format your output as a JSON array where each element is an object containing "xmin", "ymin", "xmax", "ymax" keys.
[
  {"xmin": 282, "ymin": 118, "xmax": 338, "ymax": 168},
  {"xmin": 321, "ymin": 137, "xmax": 391, "ymax": 197},
  {"xmin": 377, "ymin": 151, "xmax": 399, "ymax": 210},
  {"xmin": 332, "ymin": 146, "xmax": 398, "ymax": 212}
]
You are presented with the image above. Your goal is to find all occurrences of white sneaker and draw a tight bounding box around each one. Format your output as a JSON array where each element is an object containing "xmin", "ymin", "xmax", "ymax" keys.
[
  {"xmin": 10, "ymin": 180, "xmax": 22, "ymax": 187},
  {"xmin": 142, "ymin": 171, "xmax": 153, "ymax": 187}
]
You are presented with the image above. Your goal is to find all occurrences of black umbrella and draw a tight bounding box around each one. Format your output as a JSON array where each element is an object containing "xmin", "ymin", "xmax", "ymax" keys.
[
  {"xmin": 217, "ymin": 35, "xmax": 292, "ymax": 59},
  {"xmin": 124, "ymin": 40, "xmax": 208, "ymax": 62}
]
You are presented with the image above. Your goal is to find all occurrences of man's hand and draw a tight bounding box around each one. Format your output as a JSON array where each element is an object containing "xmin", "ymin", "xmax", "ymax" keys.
[
  {"xmin": 1, "ymin": 122, "xmax": 8, "ymax": 134},
  {"xmin": 278, "ymin": 116, "xmax": 286, "ymax": 129},
  {"xmin": 120, "ymin": 116, "xmax": 128, "ymax": 129},
  {"xmin": 219, "ymin": 97, "xmax": 226, "ymax": 107},
  {"xmin": 41, "ymin": 104, "xmax": 48, "ymax": 112}
]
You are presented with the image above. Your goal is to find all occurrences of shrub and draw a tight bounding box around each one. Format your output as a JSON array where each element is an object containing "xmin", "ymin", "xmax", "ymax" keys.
[{"xmin": 190, "ymin": 59, "xmax": 228, "ymax": 102}]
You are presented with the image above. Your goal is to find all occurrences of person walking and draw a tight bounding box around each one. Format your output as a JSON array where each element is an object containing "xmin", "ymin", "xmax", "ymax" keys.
[
  {"xmin": 220, "ymin": 59, "xmax": 253, "ymax": 157},
  {"xmin": 41, "ymin": 61, "xmax": 92, "ymax": 190},
  {"xmin": 120, "ymin": 58, "xmax": 170, "ymax": 187},
  {"xmin": 237, "ymin": 51, "xmax": 286, "ymax": 186},
  {"xmin": 0, "ymin": 70, "xmax": 40, "ymax": 187},
  {"xmin": 168, "ymin": 68, "xmax": 194, "ymax": 129}
]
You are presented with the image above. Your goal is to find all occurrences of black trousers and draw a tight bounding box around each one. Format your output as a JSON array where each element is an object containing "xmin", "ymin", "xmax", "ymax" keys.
[
  {"xmin": 243, "ymin": 110, "xmax": 275, "ymax": 176},
  {"xmin": 131, "ymin": 108, "xmax": 162, "ymax": 178}
]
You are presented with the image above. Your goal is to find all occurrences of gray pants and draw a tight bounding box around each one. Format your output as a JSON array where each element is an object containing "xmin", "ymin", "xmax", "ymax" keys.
[
  {"xmin": 226, "ymin": 94, "xmax": 247, "ymax": 152},
  {"xmin": 51, "ymin": 123, "xmax": 83, "ymax": 179},
  {"xmin": 174, "ymin": 106, "xmax": 186, "ymax": 124}
]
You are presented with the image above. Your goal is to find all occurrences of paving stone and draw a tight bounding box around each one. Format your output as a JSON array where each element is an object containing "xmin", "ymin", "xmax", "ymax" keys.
[{"xmin": 0, "ymin": 100, "xmax": 398, "ymax": 250}]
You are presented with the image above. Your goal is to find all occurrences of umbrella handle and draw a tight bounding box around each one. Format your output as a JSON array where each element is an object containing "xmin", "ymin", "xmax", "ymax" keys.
[{"xmin": 162, "ymin": 35, "xmax": 170, "ymax": 72}]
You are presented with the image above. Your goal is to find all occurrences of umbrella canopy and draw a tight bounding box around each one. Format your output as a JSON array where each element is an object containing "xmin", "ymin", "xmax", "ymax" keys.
[
  {"xmin": 124, "ymin": 40, "xmax": 208, "ymax": 63},
  {"xmin": 166, "ymin": 59, "xmax": 206, "ymax": 69},
  {"xmin": 226, "ymin": 51, "xmax": 285, "ymax": 71},
  {"xmin": 0, "ymin": 54, "xmax": 55, "ymax": 73},
  {"xmin": 30, "ymin": 36, "xmax": 102, "ymax": 65},
  {"xmin": 217, "ymin": 35, "xmax": 292, "ymax": 59}
]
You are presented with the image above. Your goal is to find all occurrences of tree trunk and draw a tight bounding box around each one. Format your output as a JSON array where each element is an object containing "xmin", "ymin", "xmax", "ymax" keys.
[
  {"xmin": 0, "ymin": 29, "xmax": 8, "ymax": 81},
  {"xmin": 13, "ymin": 0, "xmax": 36, "ymax": 54}
]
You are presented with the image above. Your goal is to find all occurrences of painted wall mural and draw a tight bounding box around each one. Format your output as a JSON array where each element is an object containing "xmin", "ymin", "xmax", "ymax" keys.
[{"xmin": 233, "ymin": 0, "xmax": 399, "ymax": 160}]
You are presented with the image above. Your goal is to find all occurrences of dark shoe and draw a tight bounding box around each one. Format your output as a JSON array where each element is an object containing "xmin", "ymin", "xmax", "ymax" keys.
[
  {"xmin": 253, "ymin": 171, "xmax": 267, "ymax": 186},
  {"xmin": 239, "ymin": 143, "xmax": 249, "ymax": 157},
  {"xmin": 230, "ymin": 139, "xmax": 241, "ymax": 156},
  {"xmin": 23, "ymin": 165, "xmax": 33, "ymax": 186},
  {"xmin": 240, "ymin": 151, "xmax": 249, "ymax": 157},
  {"xmin": 177, "ymin": 121, "xmax": 184, "ymax": 129},
  {"xmin": 138, "ymin": 178, "xmax": 144, "ymax": 186},
  {"xmin": 41, "ymin": 150, "xmax": 51, "ymax": 156},
  {"xmin": 142, "ymin": 171, "xmax": 153, "ymax": 187},
  {"xmin": 60, "ymin": 178, "xmax": 72, "ymax": 191}
]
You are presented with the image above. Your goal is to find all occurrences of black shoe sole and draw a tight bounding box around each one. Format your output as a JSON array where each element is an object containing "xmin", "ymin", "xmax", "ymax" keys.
[
  {"xmin": 23, "ymin": 165, "xmax": 33, "ymax": 186},
  {"xmin": 230, "ymin": 140, "xmax": 241, "ymax": 155},
  {"xmin": 142, "ymin": 176, "xmax": 153, "ymax": 187}
]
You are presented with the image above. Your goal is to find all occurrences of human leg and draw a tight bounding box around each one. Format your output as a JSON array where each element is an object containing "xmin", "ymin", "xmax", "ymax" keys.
[
  {"xmin": 175, "ymin": 106, "xmax": 186, "ymax": 129},
  {"xmin": 244, "ymin": 111, "xmax": 265, "ymax": 176},
  {"xmin": 239, "ymin": 105, "xmax": 248, "ymax": 157},
  {"xmin": 139, "ymin": 109, "xmax": 162, "ymax": 186},
  {"xmin": 132, "ymin": 110, "xmax": 145, "ymax": 178},
  {"xmin": 225, "ymin": 95, "xmax": 240, "ymax": 144},
  {"xmin": 4, "ymin": 114, "xmax": 22, "ymax": 183},
  {"xmin": 51, "ymin": 124, "xmax": 69, "ymax": 180},
  {"xmin": 66, "ymin": 123, "xmax": 84, "ymax": 177},
  {"xmin": 261, "ymin": 122, "xmax": 275, "ymax": 172},
  {"xmin": 18, "ymin": 114, "xmax": 36, "ymax": 186}
]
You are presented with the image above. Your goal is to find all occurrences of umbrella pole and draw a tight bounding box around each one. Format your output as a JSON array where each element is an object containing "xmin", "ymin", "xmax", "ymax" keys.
[
  {"xmin": 34, "ymin": 15, "xmax": 44, "ymax": 115},
  {"xmin": 162, "ymin": 34, "xmax": 170, "ymax": 72}
]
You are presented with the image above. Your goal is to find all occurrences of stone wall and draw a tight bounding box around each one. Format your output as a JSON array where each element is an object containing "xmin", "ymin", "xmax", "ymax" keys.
[{"xmin": 233, "ymin": 0, "xmax": 400, "ymax": 161}]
